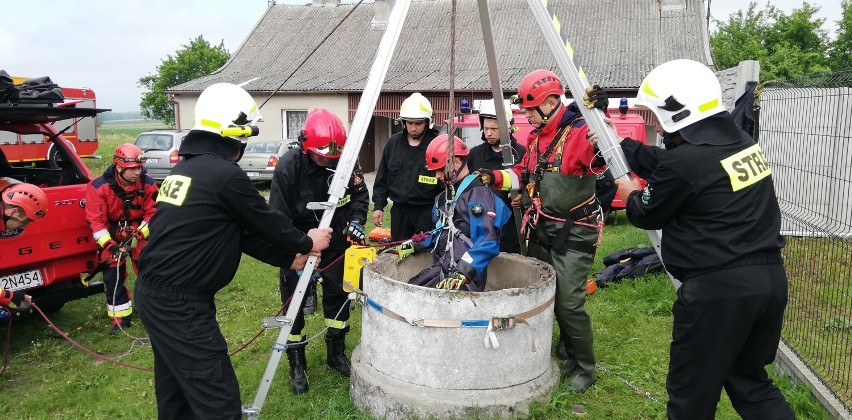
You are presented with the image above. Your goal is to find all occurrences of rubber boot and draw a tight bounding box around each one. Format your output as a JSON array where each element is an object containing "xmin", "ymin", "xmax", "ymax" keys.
[
  {"xmin": 303, "ymin": 282, "xmax": 317, "ymax": 315},
  {"xmin": 121, "ymin": 313, "xmax": 133, "ymax": 328},
  {"xmin": 325, "ymin": 330, "xmax": 351, "ymax": 377},
  {"xmin": 286, "ymin": 344, "xmax": 309, "ymax": 395},
  {"xmin": 109, "ymin": 318, "xmax": 122, "ymax": 335},
  {"xmin": 556, "ymin": 331, "xmax": 569, "ymax": 360},
  {"xmin": 563, "ymin": 333, "xmax": 596, "ymax": 393}
]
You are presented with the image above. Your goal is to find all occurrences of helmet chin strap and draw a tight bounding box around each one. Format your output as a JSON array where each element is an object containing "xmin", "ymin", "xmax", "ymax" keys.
[{"xmin": 535, "ymin": 101, "xmax": 561, "ymax": 124}]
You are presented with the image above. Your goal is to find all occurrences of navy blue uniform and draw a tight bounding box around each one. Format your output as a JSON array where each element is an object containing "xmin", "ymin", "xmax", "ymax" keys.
[
  {"xmin": 466, "ymin": 138, "xmax": 526, "ymax": 253},
  {"xmin": 409, "ymin": 174, "xmax": 510, "ymax": 292},
  {"xmin": 373, "ymin": 129, "xmax": 444, "ymax": 241},
  {"xmin": 620, "ymin": 113, "xmax": 793, "ymax": 420},
  {"xmin": 269, "ymin": 149, "xmax": 369, "ymax": 339},
  {"xmin": 135, "ymin": 131, "xmax": 312, "ymax": 420}
]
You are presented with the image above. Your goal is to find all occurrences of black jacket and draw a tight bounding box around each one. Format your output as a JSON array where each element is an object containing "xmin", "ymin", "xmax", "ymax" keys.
[
  {"xmin": 372, "ymin": 129, "xmax": 444, "ymax": 210},
  {"xmin": 268, "ymin": 150, "xmax": 369, "ymax": 251},
  {"xmin": 466, "ymin": 137, "xmax": 526, "ymax": 201},
  {"xmin": 621, "ymin": 115, "xmax": 785, "ymax": 279},
  {"xmin": 136, "ymin": 131, "xmax": 313, "ymax": 301}
]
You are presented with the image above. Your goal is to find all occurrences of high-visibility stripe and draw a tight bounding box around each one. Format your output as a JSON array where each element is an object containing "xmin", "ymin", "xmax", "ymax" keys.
[
  {"xmin": 140, "ymin": 224, "xmax": 150, "ymax": 238},
  {"xmin": 543, "ymin": 0, "xmax": 586, "ymax": 79},
  {"xmin": 641, "ymin": 81, "xmax": 658, "ymax": 99},
  {"xmin": 95, "ymin": 231, "xmax": 112, "ymax": 246},
  {"xmin": 698, "ymin": 99, "xmax": 719, "ymax": 113},
  {"xmin": 106, "ymin": 301, "xmax": 133, "ymax": 318},
  {"xmin": 287, "ymin": 334, "xmax": 303, "ymax": 342},
  {"xmin": 199, "ymin": 119, "xmax": 221, "ymax": 129},
  {"xmin": 325, "ymin": 318, "xmax": 348, "ymax": 330}
]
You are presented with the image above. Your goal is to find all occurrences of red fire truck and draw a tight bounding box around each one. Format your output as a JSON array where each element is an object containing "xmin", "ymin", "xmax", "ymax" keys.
[{"xmin": 0, "ymin": 76, "xmax": 99, "ymax": 163}]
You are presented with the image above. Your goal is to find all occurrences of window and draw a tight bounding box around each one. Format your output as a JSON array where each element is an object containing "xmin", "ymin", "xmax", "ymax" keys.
[{"xmin": 282, "ymin": 110, "xmax": 308, "ymax": 140}]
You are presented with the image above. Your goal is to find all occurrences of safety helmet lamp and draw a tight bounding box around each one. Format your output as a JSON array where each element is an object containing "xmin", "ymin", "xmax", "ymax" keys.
[
  {"xmin": 425, "ymin": 134, "xmax": 468, "ymax": 171},
  {"xmin": 192, "ymin": 83, "xmax": 263, "ymax": 141},
  {"xmin": 113, "ymin": 143, "xmax": 147, "ymax": 169},
  {"xmin": 399, "ymin": 92, "xmax": 434, "ymax": 128},
  {"xmin": 300, "ymin": 108, "xmax": 347, "ymax": 159},
  {"xmin": 634, "ymin": 59, "xmax": 726, "ymax": 133},
  {"xmin": 2, "ymin": 183, "xmax": 47, "ymax": 220}
]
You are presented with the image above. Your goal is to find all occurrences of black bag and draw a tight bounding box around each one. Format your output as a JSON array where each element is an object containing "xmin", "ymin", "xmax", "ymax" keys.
[
  {"xmin": 595, "ymin": 247, "xmax": 664, "ymax": 288},
  {"xmin": 0, "ymin": 71, "xmax": 64, "ymax": 105}
]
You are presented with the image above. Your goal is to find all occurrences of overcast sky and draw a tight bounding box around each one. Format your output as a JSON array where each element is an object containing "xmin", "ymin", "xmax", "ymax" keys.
[{"xmin": 1, "ymin": 0, "xmax": 842, "ymax": 113}]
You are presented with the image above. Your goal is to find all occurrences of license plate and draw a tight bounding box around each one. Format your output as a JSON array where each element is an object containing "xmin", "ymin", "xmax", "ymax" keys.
[
  {"xmin": 246, "ymin": 172, "xmax": 260, "ymax": 177},
  {"xmin": 0, "ymin": 269, "xmax": 43, "ymax": 291},
  {"xmin": 146, "ymin": 158, "xmax": 160, "ymax": 163}
]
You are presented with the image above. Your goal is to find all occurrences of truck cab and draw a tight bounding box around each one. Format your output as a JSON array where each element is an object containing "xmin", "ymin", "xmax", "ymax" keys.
[{"xmin": 0, "ymin": 104, "xmax": 108, "ymax": 313}]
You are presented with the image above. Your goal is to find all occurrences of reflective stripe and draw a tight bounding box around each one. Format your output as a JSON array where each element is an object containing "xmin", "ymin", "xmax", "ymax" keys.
[
  {"xmin": 139, "ymin": 224, "xmax": 150, "ymax": 238},
  {"xmin": 106, "ymin": 301, "xmax": 133, "ymax": 318},
  {"xmin": 95, "ymin": 231, "xmax": 112, "ymax": 246},
  {"xmin": 200, "ymin": 119, "xmax": 221, "ymax": 129},
  {"xmin": 418, "ymin": 175, "xmax": 438, "ymax": 185},
  {"xmin": 287, "ymin": 334, "xmax": 303, "ymax": 342},
  {"xmin": 698, "ymin": 99, "xmax": 720, "ymax": 113},
  {"xmin": 325, "ymin": 318, "xmax": 348, "ymax": 329},
  {"xmin": 641, "ymin": 81, "xmax": 658, "ymax": 99}
]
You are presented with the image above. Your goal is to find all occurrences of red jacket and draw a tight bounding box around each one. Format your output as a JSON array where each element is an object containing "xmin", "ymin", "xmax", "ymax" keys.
[
  {"xmin": 511, "ymin": 103, "xmax": 596, "ymax": 178},
  {"xmin": 85, "ymin": 165, "xmax": 157, "ymax": 245}
]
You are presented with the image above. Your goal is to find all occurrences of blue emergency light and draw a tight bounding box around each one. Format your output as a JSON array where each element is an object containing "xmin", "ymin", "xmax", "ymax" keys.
[
  {"xmin": 619, "ymin": 97, "xmax": 629, "ymax": 116},
  {"xmin": 460, "ymin": 99, "xmax": 470, "ymax": 114}
]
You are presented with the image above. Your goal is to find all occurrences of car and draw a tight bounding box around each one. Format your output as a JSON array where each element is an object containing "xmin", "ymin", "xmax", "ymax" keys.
[
  {"xmin": 237, "ymin": 139, "xmax": 297, "ymax": 181},
  {"xmin": 0, "ymin": 103, "xmax": 108, "ymax": 314},
  {"xmin": 133, "ymin": 129, "xmax": 189, "ymax": 181}
]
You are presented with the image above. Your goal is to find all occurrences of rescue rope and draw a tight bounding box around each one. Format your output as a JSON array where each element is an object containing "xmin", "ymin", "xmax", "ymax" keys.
[
  {"xmin": 258, "ymin": 0, "xmax": 365, "ymax": 109},
  {"xmin": 595, "ymin": 363, "xmax": 661, "ymax": 403}
]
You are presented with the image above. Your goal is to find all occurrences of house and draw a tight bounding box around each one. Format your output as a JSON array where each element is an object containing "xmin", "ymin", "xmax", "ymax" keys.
[{"xmin": 168, "ymin": 0, "xmax": 712, "ymax": 172}]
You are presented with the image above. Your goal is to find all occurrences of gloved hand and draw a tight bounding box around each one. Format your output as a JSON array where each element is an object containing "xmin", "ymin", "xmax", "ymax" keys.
[
  {"xmin": 394, "ymin": 240, "xmax": 416, "ymax": 265},
  {"xmin": 436, "ymin": 271, "xmax": 469, "ymax": 290},
  {"xmin": 100, "ymin": 239, "xmax": 122, "ymax": 263},
  {"xmin": 583, "ymin": 85, "xmax": 609, "ymax": 110},
  {"xmin": 477, "ymin": 168, "xmax": 496, "ymax": 186},
  {"xmin": 345, "ymin": 221, "xmax": 366, "ymax": 245}
]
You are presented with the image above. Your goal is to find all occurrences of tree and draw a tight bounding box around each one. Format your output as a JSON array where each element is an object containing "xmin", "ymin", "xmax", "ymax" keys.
[
  {"xmin": 710, "ymin": 1, "xmax": 831, "ymax": 80},
  {"xmin": 139, "ymin": 36, "xmax": 229, "ymax": 126},
  {"xmin": 828, "ymin": 0, "xmax": 852, "ymax": 70}
]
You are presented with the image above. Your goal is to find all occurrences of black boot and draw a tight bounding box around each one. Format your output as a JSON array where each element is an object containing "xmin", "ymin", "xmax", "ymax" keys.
[
  {"xmin": 121, "ymin": 313, "xmax": 133, "ymax": 328},
  {"xmin": 325, "ymin": 331, "xmax": 351, "ymax": 377},
  {"xmin": 286, "ymin": 345, "xmax": 309, "ymax": 395},
  {"xmin": 556, "ymin": 333, "xmax": 569, "ymax": 360},
  {"xmin": 303, "ymin": 283, "xmax": 317, "ymax": 315}
]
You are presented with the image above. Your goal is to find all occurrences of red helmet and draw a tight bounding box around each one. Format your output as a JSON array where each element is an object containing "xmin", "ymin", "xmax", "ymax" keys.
[
  {"xmin": 425, "ymin": 134, "xmax": 468, "ymax": 171},
  {"xmin": 113, "ymin": 143, "xmax": 146, "ymax": 169},
  {"xmin": 2, "ymin": 182, "xmax": 48, "ymax": 220},
  {"xmin": 300, "ymin": 109, "xmax": 347, "ymax": 159},
  {"xmin": 512, "ymin": 69, "xmax": 564, "ymax": 109}
]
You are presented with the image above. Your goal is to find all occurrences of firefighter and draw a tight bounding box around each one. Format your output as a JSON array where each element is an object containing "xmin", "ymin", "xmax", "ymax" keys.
[
  {"xmin": 1, "ymin": 178, "xmax": 47, "ymax": 237},
  {"xmin": 599, "ymin": 59, "xmax": 794, "ymax": 419},
  {"xmin": 85, "ymin": 144, "xmax": 157, "ymax": 334},
  {"xmin": 268, "ymin": 108, "xmax": 369, "ymax": 395},
  {"xmin": 372, "ymin": 92, "xmax": 445, "ymax": 241},
  {"xmin": 477, "ymin": 70, "xmax": 609, "ymax": 393},
  {"xmin": 403, "ymin": 134, "xmax": 510, "ymax": 292},
  {"xmin": 134, "ymin": 83, "xmax": 332, "ymax": 419},
  {"xmin": 466, "ymin": 99, "xmax": 526, "ymax": 253}
]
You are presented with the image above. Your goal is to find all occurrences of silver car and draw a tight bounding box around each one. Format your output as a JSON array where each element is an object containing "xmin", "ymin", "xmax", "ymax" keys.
[
  {"xmin": 133, "ymin": 129, "xmax": 189, "ymax": 181},
  {"xmin": 238, "ymin": 139, "xmax": 298, "ymax": 182}
]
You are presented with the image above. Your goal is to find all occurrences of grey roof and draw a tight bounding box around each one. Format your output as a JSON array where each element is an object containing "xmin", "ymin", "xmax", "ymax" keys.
[{"xmin": 170, "ymin": 0, "xmax": 712, "ymax": 93}]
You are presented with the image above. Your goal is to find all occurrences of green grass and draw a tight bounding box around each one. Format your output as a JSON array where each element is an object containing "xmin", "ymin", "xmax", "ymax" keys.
[{"xmin": 0, "ymin": 131, "xmax": 831, "ymax": 418}]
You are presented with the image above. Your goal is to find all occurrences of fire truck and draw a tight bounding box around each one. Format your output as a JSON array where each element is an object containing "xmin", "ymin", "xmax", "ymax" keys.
[
  {"xmin": 0, "ymin": 102, "xmax": 108, "ymax": 313},
  {"xmin": 0, "ymin": 76, "xmax": 99, "ymax": 163}
]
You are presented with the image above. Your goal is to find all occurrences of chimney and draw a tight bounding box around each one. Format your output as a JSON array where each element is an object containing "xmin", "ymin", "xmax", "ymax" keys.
[
  {"xmin": 312, "ymin": 0, "xmax": 338, "ymax": 6},
  {"xmin": 371, "ymin": 0, "xmax": 393, "ymax": 30}
]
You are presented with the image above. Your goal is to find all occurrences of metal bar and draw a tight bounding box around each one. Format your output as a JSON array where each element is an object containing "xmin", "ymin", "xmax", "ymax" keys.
[
  {"xmin": 243, "ymin": 0, "xmax": 414, "ymax": 417},
  {"xmin": 477, "ymin": 0, "xmax": 527, "ymax": 254},
  {"xmin": 526, "ymin": 0, "xmax": 681, "ymax": 289}
]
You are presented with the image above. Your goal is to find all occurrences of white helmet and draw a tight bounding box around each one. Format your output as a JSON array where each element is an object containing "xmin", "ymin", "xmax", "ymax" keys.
[
  {"xmin": 478, "ymin": 99, "xmax": 514, "ymax": 128},
  {"xmin": 192, "ymin": 83, "xmax": 262, "ymax": 141},
  {"xmin": 635, "ymin": 59, "xmax": 726, "ymax": 133},
  {"xmin": 399, "ymin": 92, "xmax": 433, "ymax": 128}
]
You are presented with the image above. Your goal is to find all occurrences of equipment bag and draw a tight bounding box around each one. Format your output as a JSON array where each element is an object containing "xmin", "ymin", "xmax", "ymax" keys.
[
  {"xmin": 0, "ymin": 71, "xmax": 64, "ymax": 105},
  {"xmin": 595, "ymin": 247, "xmax": 664, "ymax": 288}
]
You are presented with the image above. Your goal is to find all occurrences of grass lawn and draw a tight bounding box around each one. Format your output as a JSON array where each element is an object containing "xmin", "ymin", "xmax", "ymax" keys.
[{"xmin": 0, "ymin": 128, "xmax": 830, "ymax": 418}]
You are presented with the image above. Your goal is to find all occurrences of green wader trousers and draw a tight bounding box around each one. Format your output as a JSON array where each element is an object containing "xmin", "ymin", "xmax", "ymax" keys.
[{"xmin": 524, "ymin": 172, "xmax": 598, "ymax": 392}]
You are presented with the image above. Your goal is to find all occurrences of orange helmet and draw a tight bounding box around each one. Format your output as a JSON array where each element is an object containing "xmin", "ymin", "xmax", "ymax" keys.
[
  {"xmin": 300, "ymin": 109, "xmax": 347, "ymax": 159},
  {"xmin": 512, "ymin": 69, "xmax": 564, "ymax": 109},
  {"xmin": 425, "ymin": 134, "xmax": 468, "ymax": 171},
  {"xmin": 113, "ymin": 143, "xmax": 147, "ymax": 169},
  {"xmin": 2, "ymin": 183, "xmax": 48, "ymax": 220}
]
